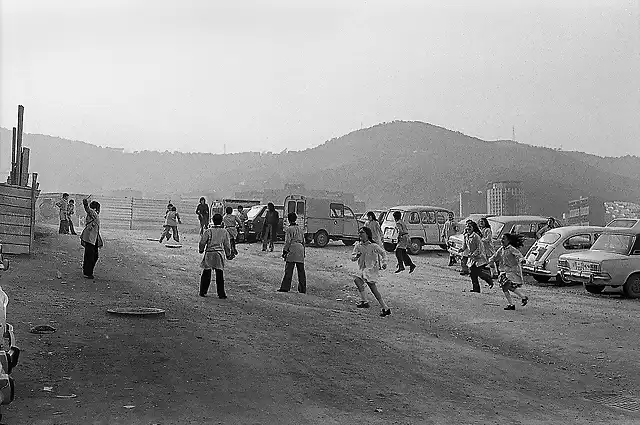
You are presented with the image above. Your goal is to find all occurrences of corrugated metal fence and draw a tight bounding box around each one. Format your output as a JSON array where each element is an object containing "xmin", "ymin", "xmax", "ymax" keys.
[{"xmin": 37, "ymin": 193, "xmax": 202, "ymax": 232}]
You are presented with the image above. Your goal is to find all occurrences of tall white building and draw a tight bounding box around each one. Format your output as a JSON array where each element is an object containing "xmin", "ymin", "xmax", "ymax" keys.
[{"xmin": 486, "ymin": 181, "xmax": 525, "ymax": 215}]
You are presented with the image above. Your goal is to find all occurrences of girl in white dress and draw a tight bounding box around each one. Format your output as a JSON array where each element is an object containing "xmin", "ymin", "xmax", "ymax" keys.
[
  {"xmin": 351, "ymin": 227, "xmax": 391, "ymax": 317},
  {"xmin": 488, "ymin": 233, "xmax": 529, "ymax": 310}
]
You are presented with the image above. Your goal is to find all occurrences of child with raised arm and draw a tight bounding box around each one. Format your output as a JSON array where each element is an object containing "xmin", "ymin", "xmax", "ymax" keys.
[
  {"xmin": 488, "ymin": 233, "xmax": 529, "ymax": 310},
  {"xmin": 351, "ymin": 226, "xmax": 391, "ymax": 317}
]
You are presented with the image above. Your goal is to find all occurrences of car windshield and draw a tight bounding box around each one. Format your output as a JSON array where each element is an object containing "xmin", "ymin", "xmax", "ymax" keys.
[
  {"xmin": 591, "ymin": 233, "xmax": 633, "ymax": 255},
  {"xmin": 538, "ymin": 231, "xmax": 561, "ymax": 244},
  {"xmin": 385, "ymin": 210, "xmax": 402, "ymax": 222},
  {"xmin": 246, "ymin": 205, "xmax": 263, "ymax": 220},
  {"xmin": 606, "ymin": 219, "xmax": 638, "ymax": 228},
  {"xmin": 486, "ymin": 218, "xmax": 505, "ymax": 237}
]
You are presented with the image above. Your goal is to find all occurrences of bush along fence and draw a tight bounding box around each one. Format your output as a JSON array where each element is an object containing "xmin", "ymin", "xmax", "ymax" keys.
[{"xmin": 36, "ymin": 193, "xmax": 203, "ymax": 231}]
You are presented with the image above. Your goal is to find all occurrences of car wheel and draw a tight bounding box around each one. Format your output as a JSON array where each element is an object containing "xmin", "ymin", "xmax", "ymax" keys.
[
  {"xmin": 383, "ymin": 242, "xmax": 396, "ymax": 252},
  {"xmin": 342, "ymin": 239, "xmax": 356, "ymax": 246},
  {"xmin": 556, "ymin": 273, "xmax": 573, "ymax": 285},
  {"xmin": 533, "ymin": 275, "xmax": 551, "ymax": 283},
  {"xmin": 585, "ymin": 284, "xmax": 605, "ymax": 294},
  {"xmin": 439, "ymin": 244, "xmax": 448, "ymax": 251},
  {"xmin": 314, "ymin": 230, "xmax": 329, "ymax": 248},
  {"xmin": 408, "ymin": 238, "xmax": 422, "ymax": 255},
  {"xmin": 623, "ymin": 274, "xmax": 640, "ymax": 299}
]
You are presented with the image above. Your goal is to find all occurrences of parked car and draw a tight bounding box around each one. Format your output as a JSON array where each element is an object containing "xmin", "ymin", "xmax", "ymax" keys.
[
  {"xmin": 357, "ymin": 209, "xmax": 388, "ymax": 226},
  {"xmin": 0, "ymin": 244, "xmax": 20, "ymax": 420},
  {"xmin": 381, "ymin": 206, "xmax": 454, "ymax": 255},
  {"xmin": 606, "ymin": 218, "xmax": 639, "ymax": 228},
  {"xmin": 448, "ymin": 215, "xmax": 552, "ymax": 260},
  {"xmin": 210, "ymin": 198, "xmax": 261, "ymax": 218},
  {"xmin": 523, "ymin": 226, "xmax": 604, "ymax": 283},
  {"xmin": 284, "ymin": 195, "xmax": 360, "ymax": 247},
  {"xmin": 558, "ymin": 223, "xmax": 640, "ymax": 298},
  {"xmin": 243, "ymin": 204, "xmax": 285, "ymax": 243}
]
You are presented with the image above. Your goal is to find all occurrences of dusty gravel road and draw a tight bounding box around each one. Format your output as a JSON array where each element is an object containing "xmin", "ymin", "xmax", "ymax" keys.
[{"xmin": 1, "ymin": 224, "xmax": 639, "ymax": 424}]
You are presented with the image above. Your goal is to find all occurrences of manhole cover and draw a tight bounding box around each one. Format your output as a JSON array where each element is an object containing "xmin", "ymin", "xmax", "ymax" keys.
[
  {"xmin": 29, "ymin": 325, "xmax": 57, "ymax": 334},
  {"xmin": 107, "ymin": 307, "xmax": 166, "ymax": 317},
  {"xmin": 146, "ymin": 237, "xmax": 159, "ymax": 241},
  {"xmin": 165, "ymin": 244, "xmax": 183, "ymax": 248},
  {"xmin": 585, "ymin": 393, "xmax": 640, "ymax": 413}
]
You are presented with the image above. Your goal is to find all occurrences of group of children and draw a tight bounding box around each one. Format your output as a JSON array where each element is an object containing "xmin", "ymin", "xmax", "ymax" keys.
[
  {"xmin": 189, "ymin": 200, "xmax": 529, "ymax": 315},
  {"xmin": 55, "ymin": 193, "xmax": 78, "ymax": 236}
]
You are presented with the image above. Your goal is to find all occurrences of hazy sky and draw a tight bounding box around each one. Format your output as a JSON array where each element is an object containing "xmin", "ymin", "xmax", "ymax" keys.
[{"xmin": 1, "ymin": 0, "xmax": 638, "ymax": 156}]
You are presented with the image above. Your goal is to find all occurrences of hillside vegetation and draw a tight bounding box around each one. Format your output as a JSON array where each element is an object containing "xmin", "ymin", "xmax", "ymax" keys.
[{"xmin": 2, "ymin": 121, "xmax": 639, "ymax": 217}]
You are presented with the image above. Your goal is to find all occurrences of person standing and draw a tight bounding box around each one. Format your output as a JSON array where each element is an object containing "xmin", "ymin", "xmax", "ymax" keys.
[
  {"xmin": 351, "ymin": 227, "xmax": 391, "ymax": 317},
  {"xmin": 365, "ymin": 211, "xmax": 383, "ymax": 245},
  {"xmin": 488, "ymin": 233, "xmax": 529, "ymax": 310},
  {"xmin": 459, "ymin": 219, "xmax": 474, "ymax": 275},
  {"xmin": 195, "ymin": 197, "xmax": 210, "ymax": 235},
  {"xmin": 236, "ymin": 205, "xmax": 248, "ymax": 243},
  {"xmin": 478, "ymin": 217, "xmax": 497, "ymax": 277},
  {"xmin": 278, "ymin": 212, "xmax": 306, "ymax": 293},
  {"xmin": 393, "ymin": 211, "xmax": 416, "ymax": 274},
  {"xmin": 536, "ymin": 217, "xmax": 558, "ymax": 239},
  {"xmin": 159, "ymin": 206, "xmax": 182, "ymax": 243},
  {"xmin": 199, "ymin": 213, "xmax": 232, "ymax": 298},
  {"xmin": 464, "ymin": 221, "xmax": 494, "ymax": 293},
  {"xmin": 55, "ymin": 193, "xmax": 70, "ymax": 234},
  {"xmin": 67, "ymin": 199, "xmax": 78, "ymax": 235},
  {"xmin": 223, "ymin": 206, "xmax": 243, "ymax": 256},
  {"xmin": 442, "ymin": 212, "xmax": 458, "ymax": 266},
  {"xmin": 80, "ymin": 197, "xmax": 102, "ymax": 279},
  {"xmin": 262, "ymin": 203, "xmax": 279, "ymax": 252}
]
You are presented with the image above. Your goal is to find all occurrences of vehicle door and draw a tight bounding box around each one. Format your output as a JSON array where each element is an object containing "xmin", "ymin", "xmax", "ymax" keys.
[
  {"xmin": 253, "ymin": 206, "xmax": 267, "ymax": 237},
  {"xmin": 329, "ymin": 203, "xmax": 344, "ymax": 236},
  {"xmin": 343, "ymin": 207, "xmax": 359, "ymax": 238},
  {"xmin": 416, "ymin": 210, "xmax": 432, "ymax": 244}
]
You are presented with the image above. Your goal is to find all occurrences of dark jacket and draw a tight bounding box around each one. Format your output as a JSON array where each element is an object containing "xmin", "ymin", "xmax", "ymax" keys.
[
  {"xmin": 196, "ymin": 203, "xmax": 210, "ymax": 220},
  {"xmin": 264, "ymin": 209, "xmax": 279, "ymax": 227}
]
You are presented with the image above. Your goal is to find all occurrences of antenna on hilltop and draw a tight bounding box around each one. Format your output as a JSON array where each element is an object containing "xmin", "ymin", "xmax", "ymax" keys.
[
  {"xmin": 512, "ymin": 126, "xmax": 516, "ymax": 142},
  {"xmin": 223, "ymin": 143, "xmax": 226, "ymax": 155}
]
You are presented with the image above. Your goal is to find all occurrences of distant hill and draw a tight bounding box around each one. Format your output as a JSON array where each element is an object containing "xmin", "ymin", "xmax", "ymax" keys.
[{"xmin": 1, "ymin": 121, "xmax": 639, "ymax": 217}]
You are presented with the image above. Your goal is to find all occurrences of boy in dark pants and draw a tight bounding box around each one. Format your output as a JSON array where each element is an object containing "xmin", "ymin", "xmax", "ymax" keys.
[
  {"xmin": 393, "ymin": 211, "xmax": 416, "ymax": 274},
  {"xmin": 199, "ymin": 213, "xmax": 233, "ymax": 298}
]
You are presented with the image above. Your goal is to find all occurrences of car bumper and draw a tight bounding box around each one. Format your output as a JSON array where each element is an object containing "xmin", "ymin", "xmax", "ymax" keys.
[
  {"xmin": 522, "ymin": 264, "xmax": 553, "ymax": 276},
  {"xmin": 558, "ymin": 269, "xmax": 611, "ymax": 284}
]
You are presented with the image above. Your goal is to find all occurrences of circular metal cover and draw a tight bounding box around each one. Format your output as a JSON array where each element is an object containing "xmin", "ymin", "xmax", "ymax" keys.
[
  {"xmin": 107, "ymin": 307, "xmax": 166, "ymax": 317},
  {"xmin": 165, "ymin": 244, "xmax": 183, "ymax": 248}
]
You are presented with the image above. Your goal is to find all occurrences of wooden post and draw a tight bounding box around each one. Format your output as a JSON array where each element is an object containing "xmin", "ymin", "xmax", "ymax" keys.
[
  {"xmin": 130, "ymin": 197, "xmax": 134, "ymax": 230},
  {"xmin": 15, "ymin": 105, "xmax": 24, "ymax": 185},
  {"xmin": 20, "ymin": 148, "xmax": 30, "ymax": 186},
  {"xmin": 30, "ymin": 173, "xmax": 38, "ymax": 253},
  {"xmin": 10, "ymin": 127, "xmax": 17, "ymax": 184}
]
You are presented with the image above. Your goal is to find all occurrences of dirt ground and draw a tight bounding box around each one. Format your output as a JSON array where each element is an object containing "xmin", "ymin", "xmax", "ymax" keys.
[{"xmin": 1, "ymin": 223, "xmax": 639, "ymax": 424}]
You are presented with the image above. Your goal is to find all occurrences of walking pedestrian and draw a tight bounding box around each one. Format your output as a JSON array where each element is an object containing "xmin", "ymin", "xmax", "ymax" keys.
[
  {"xmin": 67, "ymin": 199, "xmax": 78, "ymax": 235},
  {"xmin": 392, "ymin": 211, "xmax": 416, "ymax": 274},
  {"xmin": 488, "ymin": 233, "xmax": 529, "ymax": 310},
  {"xmin": 442, "ymin": 212, "xmax": 458, "ymax": 266},
  {"xmin": 351, "ymin": 227, "xmax": 391, "ymax": 317},
  {"xmin": 80, "ymin": 196, "xmax": 102, "ymax": 279},
  {"xmin": 459, "ymin": 219, "xmax": 474, "ymax": 275},
  {"xmin": 365, "ymin": 211, "xmax": 383, "ymax": 245},
  {"xmin": 198, "ymin": 213, "xmax": 233, "ymax": 298},
  {"xmin": 195, "ymin": 197, "xmax": 210, "ymax": 235},
  {"xmin": 536, "ymin": 217, "xmax": 558, "ymax": 239},
  {"xmin": 223, "ymin": 207, "xmax": 243, "ymax": 256},
  {"xmin": 55, "ymin": 193, "xmax": 70, "ymax": 234},
  {"xmin": 261, "ymin": 203, "xmax": 279, "ymax": 252},
  {"xmin": 159, "ymin": 205, "xmax": 181, "ymax": 243},
  {"xmin": 462, "ymin": 221, "xmax": 493, "ymax": 293},
  {"xmin": 278, "ymin": 212, "xmax": 306, "ymax": 293},
  {"xmin": 478, "ymin": 217, "xmax": 497, "ymax": 277}
]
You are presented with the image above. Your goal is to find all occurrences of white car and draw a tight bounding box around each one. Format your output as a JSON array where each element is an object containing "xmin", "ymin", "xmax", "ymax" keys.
[
  {"xmin": 523, "ymin": 226, "xmax": 604, "ymax": 283},
  {"xmin": 558, "ymin": 223, "xmax": 640, "ymax": 298}
]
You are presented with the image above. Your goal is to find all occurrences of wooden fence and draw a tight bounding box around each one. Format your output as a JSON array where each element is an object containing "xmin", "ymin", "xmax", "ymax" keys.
[
  {"xmin": 37, "ymin": 193, "xmax": 203, "ymax": 231},
  {"xmin": 0, "ymin": 174, "xmax": 40, "ymax": 254}
]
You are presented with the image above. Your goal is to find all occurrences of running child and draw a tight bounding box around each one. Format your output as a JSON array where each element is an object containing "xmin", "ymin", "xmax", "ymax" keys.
[
  {"xmin": 488, "ymin": 233, "xmax": 529, "ymax": 310},
  {"xmin": 159, "ymin": 205, "xmax": 182, "ymax": 243},
  {"xmin": 351, "ymin": 226, "xmax": 391, "ymax": 317}
]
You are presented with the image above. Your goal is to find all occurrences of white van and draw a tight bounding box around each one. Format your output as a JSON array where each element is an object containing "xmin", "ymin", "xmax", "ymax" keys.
[{"xmin": 284, "ymin": 195, "xmax": 360, "ymax": 247}]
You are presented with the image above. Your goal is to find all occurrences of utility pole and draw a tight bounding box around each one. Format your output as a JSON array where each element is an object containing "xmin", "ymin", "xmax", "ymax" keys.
[
  {"xmin": 512, "ymin": 126, "xmax": 516, "ymax": 142},
  {"xmin": 223, "ymin": 143, "xmax": 226, "ymax": 155}
]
